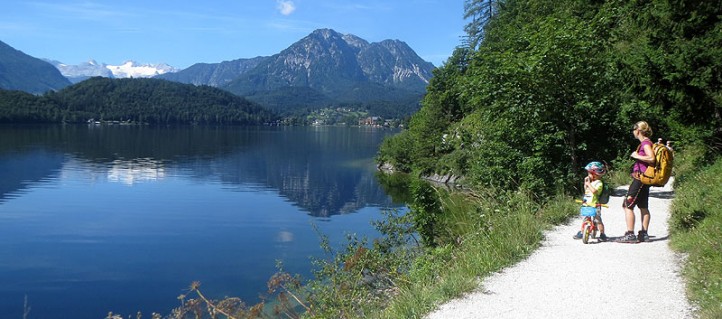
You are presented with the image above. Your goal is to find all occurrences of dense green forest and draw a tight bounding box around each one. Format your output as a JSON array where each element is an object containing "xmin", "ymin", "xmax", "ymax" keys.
[
  {"xmin": 0, "ymin": 77, "xmax": 278, "ymax": 125},
  {"xmin": 379, "ymin": 0, "xmax": 721, "ymax": 196}
]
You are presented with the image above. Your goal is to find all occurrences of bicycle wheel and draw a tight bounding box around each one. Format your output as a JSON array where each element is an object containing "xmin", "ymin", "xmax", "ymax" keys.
[{"xmin": 582, "ymin": 223, "xmax": 591, "ymax": 244}]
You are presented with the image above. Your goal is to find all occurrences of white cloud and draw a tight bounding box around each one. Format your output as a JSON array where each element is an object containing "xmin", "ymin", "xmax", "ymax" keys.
[{"xmin": 276, "ymin": 0, "xmax": 296, "ymax": 16}]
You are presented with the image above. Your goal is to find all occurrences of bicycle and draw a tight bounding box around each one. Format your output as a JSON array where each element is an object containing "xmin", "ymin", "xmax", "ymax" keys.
[{"xmin": 576, "ymin": 200, "xmax": 607, "ymax": 244}]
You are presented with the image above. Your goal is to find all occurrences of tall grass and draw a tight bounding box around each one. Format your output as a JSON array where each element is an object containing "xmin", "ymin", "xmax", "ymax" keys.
[
  {"xmin": 375, "ymin": 189, "xmax": 578, "ymax": 319},
  {"xmin": 669, "ymin": 153, "xmax": 722, "ymax": 319}
]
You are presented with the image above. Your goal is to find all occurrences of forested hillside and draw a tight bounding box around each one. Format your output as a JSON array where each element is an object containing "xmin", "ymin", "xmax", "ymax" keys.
[
  {"xmin": 0, "ymin": 40, "xmax": 71, "ymax": 93},
  {"xmin": 378, "ymin": 0, "xmax": 721, "ymax": 196},
  {"xmin": 0, "ymin": 77, "xmax": 277, "ymax": 125}
]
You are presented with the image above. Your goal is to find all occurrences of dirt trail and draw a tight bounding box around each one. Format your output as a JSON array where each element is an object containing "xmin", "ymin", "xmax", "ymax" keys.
[{"xmin": 426, "ymin": 180, "xmax": 696, "ymax": 319}]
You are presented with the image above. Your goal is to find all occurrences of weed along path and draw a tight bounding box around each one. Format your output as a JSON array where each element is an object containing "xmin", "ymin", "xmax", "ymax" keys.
[{"xmin": 426, "ymin": 180, "xmax": 696, "ymax": 319}]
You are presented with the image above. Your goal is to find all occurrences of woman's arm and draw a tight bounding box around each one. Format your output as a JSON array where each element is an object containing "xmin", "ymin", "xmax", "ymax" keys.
[{"xmin": 632, "ymin": 143, "xmax": 656, "ymax": 164}]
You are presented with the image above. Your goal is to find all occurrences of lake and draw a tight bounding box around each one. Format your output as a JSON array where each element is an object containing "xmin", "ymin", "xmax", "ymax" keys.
[{"xmin": 0, "ymin": 124, "xmax": 404, "ymax": 319}]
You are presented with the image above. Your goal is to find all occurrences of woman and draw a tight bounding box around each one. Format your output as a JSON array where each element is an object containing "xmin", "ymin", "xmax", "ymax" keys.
[{"xmin": 621, "ymin": 121, "xmax": 656, "ymax": 243}]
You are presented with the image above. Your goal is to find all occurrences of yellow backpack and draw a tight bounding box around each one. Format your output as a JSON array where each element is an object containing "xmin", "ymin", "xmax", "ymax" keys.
[{"xmin": 639, "ymin": 143, "xmax": 674, "ymax": 187}]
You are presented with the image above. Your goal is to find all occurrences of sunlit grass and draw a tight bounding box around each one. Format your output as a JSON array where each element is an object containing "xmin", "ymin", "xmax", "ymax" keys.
[{"xmin": 670, "ymin": 157, "xmax": 722, "ymax": 319}]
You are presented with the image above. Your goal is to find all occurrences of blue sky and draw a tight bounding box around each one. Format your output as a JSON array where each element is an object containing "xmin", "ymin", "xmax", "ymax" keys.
[{"xmin": 0, "ymin": 0, "xmax": 466, "ymax": 69}]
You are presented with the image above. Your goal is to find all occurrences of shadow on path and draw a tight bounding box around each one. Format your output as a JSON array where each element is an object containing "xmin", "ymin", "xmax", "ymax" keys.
[
  {"xmin": 606, "ymin": 235, "xmax": 669, "ymax": 243},
  {"xmin": 649, "ymin": 190, "xmax": 675, "ymax": 199},
  {"xmin": 610, "ymin": 188, "xmax": 674, "ymax": 199}
]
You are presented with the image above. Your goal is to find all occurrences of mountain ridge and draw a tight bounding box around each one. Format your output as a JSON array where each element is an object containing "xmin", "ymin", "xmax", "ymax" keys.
[
  {"xmin": 222, "ymin": 29, "xmax": 434, "ymax": 95},
  {"xmin": 0, "ymin": 40, "xmax": 71, "ymax": 93},
  {"xmin": 218, "ymin": 28, "xmax": 434, "ymax": 117},
  {"xmin": 2, "ymin": 28, "xmax": 434, "ymax": 118}
]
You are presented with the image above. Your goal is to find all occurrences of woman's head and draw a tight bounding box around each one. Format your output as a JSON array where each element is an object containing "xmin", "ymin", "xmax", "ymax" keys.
[{"xmin": 633, "ymin": 121, "xmax": 653, "ymax": 137}]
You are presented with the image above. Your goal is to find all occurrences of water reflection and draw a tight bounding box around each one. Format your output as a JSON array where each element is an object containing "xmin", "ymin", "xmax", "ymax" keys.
[
  {"xmin": 0, "ymin": 124, "xmax": 402, "ymax": 319},
  {"xmin": 0, "ymin": 124, "xmax": 397, "ymax": 216},
  {"xmin": 107, "ymin": 158, "xmax": 166, "ymax": 184}
]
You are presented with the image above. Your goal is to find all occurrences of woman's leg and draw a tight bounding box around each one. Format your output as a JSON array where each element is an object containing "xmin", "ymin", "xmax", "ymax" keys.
[
  {"xmin": 625, "ymin": 206, "xmax": 635, "ymax": 232},
  {"xmin": 638, "ymin": 185, "xmax": 651, "ymax": 232},
  {"xmin": 640, "ymin": 208, "xmax": 650, "ymax": 231},
  {"xmin": 624, "ymin": 179, "xmax": 644, "ymax": 233}
]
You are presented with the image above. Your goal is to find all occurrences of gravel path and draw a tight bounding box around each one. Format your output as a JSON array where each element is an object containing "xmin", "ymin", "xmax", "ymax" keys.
[{"xmin": 426, "ymin": 180, "xmax": 696, "ymax": 319}]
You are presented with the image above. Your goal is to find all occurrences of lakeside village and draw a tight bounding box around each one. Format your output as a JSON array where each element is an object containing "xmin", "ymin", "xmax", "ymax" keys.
[
  {"xmin": 87, "ymin": 107, "xmax": 405, "ymax": 128},
  {"xmin": 283, "ymin": 107, "xmax": 405, "ymax": 127}
]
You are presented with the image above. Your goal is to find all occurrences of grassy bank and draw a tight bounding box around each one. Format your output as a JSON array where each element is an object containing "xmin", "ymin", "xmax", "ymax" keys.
[
  {"xmin": 669, "ymin": 149, "xmax": 722, "ymax": 318},
  {"xmin": 261, "ymin": 177, "xmax": 580, "ymax": 319},
  {"xmin": 375, "ymin": 190, "xmax": 577, "ymax": 318}
]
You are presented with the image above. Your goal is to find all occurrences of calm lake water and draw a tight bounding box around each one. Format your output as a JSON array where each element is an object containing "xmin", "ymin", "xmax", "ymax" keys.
[{"xmin": 0, "ymin": 124, "xmax": 404, "ymax": 319}]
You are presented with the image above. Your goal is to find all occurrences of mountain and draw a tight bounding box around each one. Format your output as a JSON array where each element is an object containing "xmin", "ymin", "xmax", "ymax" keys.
[
  {"xmin": 222, "ymin": 29, "xmax": 434, "ymax": 98},
  {"xmin": 49, "ymin": 60, "xmax": 178, "ymax": 83},
  {"xmin": 0, "ymin": 40, "xmax": 71, "ymax": 93},
  {"xmin": 46, "ymin": 59, "xmax": 113, "ymax": 83},
  {"xmin": 105, "ymin": 61, "xmax": 177, "ymax": 78},
  {"xmin": 160, "ymin": 29, "xmax": 435, "ymax": 117},
  {"xmin": 155, "ymin": 56, "xmax": 267, "ymax": 87}
]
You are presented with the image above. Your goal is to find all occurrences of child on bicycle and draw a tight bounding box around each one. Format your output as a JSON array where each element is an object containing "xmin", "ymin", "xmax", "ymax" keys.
[{"xmin": 573, "ymin": 161, "xmax": 608, "ymax": 241}]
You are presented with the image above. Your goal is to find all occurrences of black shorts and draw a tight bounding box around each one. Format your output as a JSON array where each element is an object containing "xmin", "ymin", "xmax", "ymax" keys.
[{"xmin": 624, "ymin": 178, "xmax": 650, "ymax": 209}]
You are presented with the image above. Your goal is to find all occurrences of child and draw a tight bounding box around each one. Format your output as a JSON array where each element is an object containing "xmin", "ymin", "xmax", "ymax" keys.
[{"xmin": 573, "ymin": 161, "xmax": 608, "ymax": 241}]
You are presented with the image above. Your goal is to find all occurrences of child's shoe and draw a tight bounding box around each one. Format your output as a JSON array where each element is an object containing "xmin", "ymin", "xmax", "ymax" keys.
[
  {"xmin": 573, "ymin": 231, "xmax": 583, "ymax": 240},
  {"xmin": 598, "ymin": 233, "xmax": 608, "ymax": 242}
]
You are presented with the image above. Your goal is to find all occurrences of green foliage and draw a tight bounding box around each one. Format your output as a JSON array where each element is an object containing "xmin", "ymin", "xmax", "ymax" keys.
[
  {"xmin": 376, "ymin": 131, "xmax": 411, "ymax": 173},
  {"xmin": 409, "ymin": 179, "xmax": 443, "ymax": 247},
  {"xmin": 0, "ymin": 89, "xmax": 62, "ymax": 123},
  {"xmin": 670, "ymin": 154, "xmax": 722, "ymax": 232},
  {"xmin": 377, "ymin": 47, "xmax": 471, "ymax": 175},
  {"xmin": 304, "ymin": 209, "xmax": 421, "ymax": 319},
  {"xmin": 611, "ymin": 0, "xmax": 722, "ymax": 149},
  {"xmin": 670, "ymin": 157, "xmax": 722, "ymax": 318}
]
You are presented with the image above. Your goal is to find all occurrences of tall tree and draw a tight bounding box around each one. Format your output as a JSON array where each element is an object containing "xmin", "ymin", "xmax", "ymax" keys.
[{"xmin": 463, "ymin": 0, "xmax": 499, "ymax": 49}]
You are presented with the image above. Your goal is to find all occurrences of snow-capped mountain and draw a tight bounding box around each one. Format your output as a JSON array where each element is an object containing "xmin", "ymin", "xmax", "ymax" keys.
[
  {"xmin": 47, "ymin": 59, "xmax": 177, "ymax": 83},
  {"xmin": 106, "ymin": 61, "xmax": 177, "ymax": 78}
]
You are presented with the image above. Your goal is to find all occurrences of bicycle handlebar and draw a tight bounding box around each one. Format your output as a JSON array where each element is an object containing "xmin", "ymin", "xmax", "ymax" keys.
[{"xmin": 574, "ymin": 199, "xmax": 609, "ymax": 208}]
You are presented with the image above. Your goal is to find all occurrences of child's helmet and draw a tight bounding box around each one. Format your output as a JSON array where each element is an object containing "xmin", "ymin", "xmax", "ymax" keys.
[{"xmin": 585, "ymin": 161, "xmax": 606, "ymax": 176}]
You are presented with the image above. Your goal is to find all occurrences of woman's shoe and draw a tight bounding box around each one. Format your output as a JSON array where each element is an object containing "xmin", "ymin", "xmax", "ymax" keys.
[
  {"xmin": 638, "ymin": 230, "xmax": 649, "ymax": 242},
  {"xmin": 618, "ymin": 231, "xmax": 638, "ymax": 243}
]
